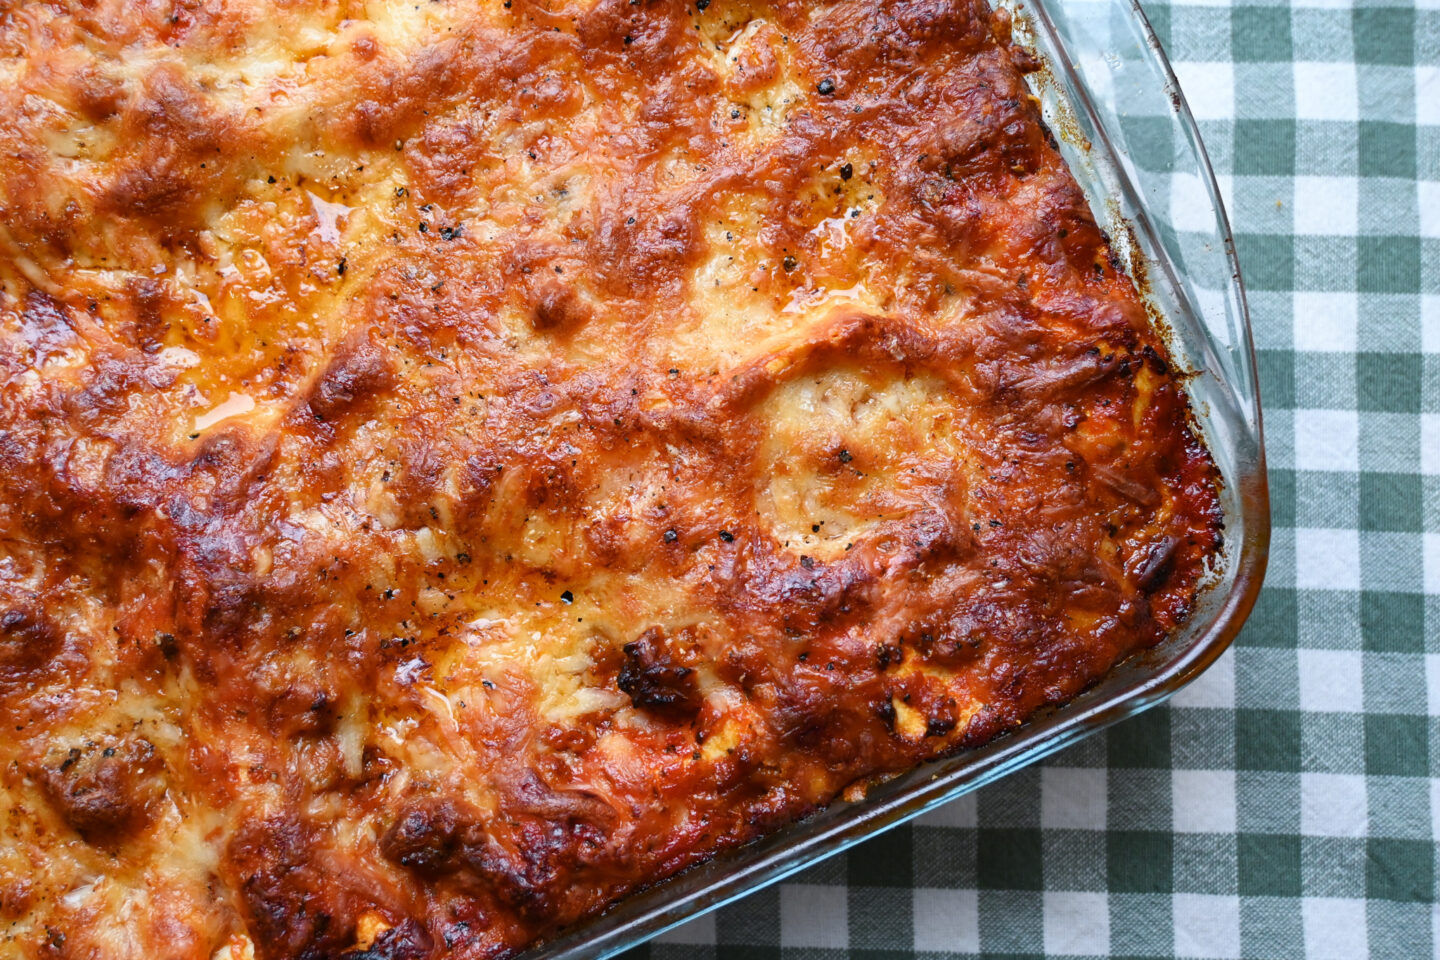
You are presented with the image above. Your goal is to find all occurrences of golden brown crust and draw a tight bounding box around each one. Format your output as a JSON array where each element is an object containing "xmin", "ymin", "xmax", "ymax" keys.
[{"xmin": 0, "ymin": 0, "xmax": 1220, "ymax": 956}]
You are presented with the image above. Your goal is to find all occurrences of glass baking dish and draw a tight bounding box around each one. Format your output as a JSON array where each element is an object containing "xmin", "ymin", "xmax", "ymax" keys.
[{"xmin": 527, "ymin": 0, "xmax": 1269, "ymax": 955}]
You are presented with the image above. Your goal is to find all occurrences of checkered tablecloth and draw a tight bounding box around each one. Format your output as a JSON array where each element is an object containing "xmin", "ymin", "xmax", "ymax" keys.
[{"xmin": 617, "ymin": 0, "xmax": 1439, "ymax": 957}]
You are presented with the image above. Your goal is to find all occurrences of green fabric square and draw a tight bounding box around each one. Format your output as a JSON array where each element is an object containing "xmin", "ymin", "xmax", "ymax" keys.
[
  {"xmin": 1303, "ymin": 837, "xmax": 1370, "ymax": 897},
  {"xmin": 717, "ymin": 886, "xmax": 779, "ymax": 946},
  {"xmin": 1368, "ymin": 902, "xmax": 1436, "ymax": 959},
  {"xmin": 1257, "ymin": 348, "xmax": 1295, "ymax": 409},
  {"xmin": 1109, "ymin": 769, "xmax": 1175, "ymax": 832},
  {"xmin": 1240, "ymin": 587, "xmax": 1298, "ymax": 648},
  {"xmin": 1171, "ymin": 709, "xmax": 1237, "ymax": 771},
  {"xmin": 1364, "ymin": 714, "xmax": 1428, "ymax": 776},
  {"xmin": 1362, "ymin": 592, "xmax": 1425, "ymax": 653},
  {"xmin": 1363, "ymin": 650, "xmax": 1429, "ymax": 714},
  {"xmin": 1366, "ymin": 838, "xmax": 1435, "ymax": 902},
  {"xmin": 1428, "ymin": 356, "xmax": 1440, "ymax": 415},
  {"xmin": 1108, "ymin": 709, "xmax": 1172, "ymax": 769},
  {"xmin": 1359, "ymin": 236, "xmax": 1422, "ymax": 294},
  {"xmin": 1422, "ymin": 128, "xmax": 1440, "ymax": 181},
  {"xmin": 976, "ymin": 829, "xmax": 1043, "ymax": 890},
  {"xmin": 1173, "ymin": 834, "xmax": 1238, "ymax": 895},
  {"xmin": 1236, "ymin": 772, "xmax": 1303, "ymax": 834},
  {"xmin": 1357, "ymin": 352, "xmax": 1423, "ymax": 413},
  {"xmin": 649, "ymin": 946, "xmax": 716, "ymax": 960},
  {"xmin": 977, "ymin": 890, "xmax": 1044, "ymax": 954},
  {"xmin": 1296, "ymin": 121, "xmax": 1358, "ymax": 177},
  {"xmin": 1429, "ymin": 477, "xmax": 1440, "ymax": 534},
  {"xmin": 977, "ymin": 767, "xmax": 1042, "ymax": 828},
  {"xmin": 1361, "ymin": 532, "xmax": 1426, "ymax": 594},
  {"xmin": 1119, "ymin": 116, "xmax": 1176, "ymax": 174},
  {"xmin": 1302, "ymin": 713, "xmax": 1366, "ymax": 775},
  {"xmin": 1366, "ymin": 776, "xmax": 1433, "ymax": 840},
  {"xmin": 1296, "ymin": 351, "xmax": 1357, "ymax": 409},
  {"xmin": 1357, "ymin": 121, "xmax": 1418, "ymax": 180},
  {"xmin": 712, "ymin": 947, "xmax": 777, "ymax": 960},
  {"xmin": 1108, "ymin": 893, "xmax": 1174, "ymax": 956},
  {"xmin": 1358, "ymin": 472, "xmax": 1423, "ymax": 532},
  {"xmin": 849, "ymin": 827, "xmax": 915, "ymax": 888},
  {"xmin": 1270, "ymin": 467, "xmax": 1296, "ymax": 529},
  {"xmin": 1108, "ymin": 831, "xmax": 1173, "ymax": 893},
  {"xmin": 1353, "ymin": 7, "xmax": 1415, "ymax": 66},
  {"xmin": 1237, "ymin": 834, "xmax": 1303, "ymax": 896},
  {"xmin": 1240, "ymin": 897, "xmax": 1306, "ymax": 959},
  {"xmin": 847, "ymin": 888, "xmax": 914, "ymax": 951},
  {"xmin": 1233, "ymin": 119, "xmax": 1296, "ymax": 176},
  {"xmin": 1292, "ymin": 9, "xmax": 1353, "ymax": 61},
  {"xmin": 1235, "ymin": 709, "xmax": 1301, "ymax": 771},
  {"xmin": 1237, "ymin": 233, "xmax": 1295, "ymax": 290},
  {"xmin": 1236, "ymin": 648, "xmax": 1301, "ymax": 711},
  {"xmin": 1171, "ymin": 6, "xmax": 1234, "ymax": 60},
  {"xmin": 1042, "ymin": 830, "xmax": 1109, "ymax": 891},
  {"xmin": 1296, "ymin": 471, "xmax": 1359, "ymax": 531},
  {"xmin": 1232, "ymin": 6, "xmax": 1292, "ymax": 62},
  {"xmin": 912, "ymin": 826, "xmax": 976, "ymax": 888}
]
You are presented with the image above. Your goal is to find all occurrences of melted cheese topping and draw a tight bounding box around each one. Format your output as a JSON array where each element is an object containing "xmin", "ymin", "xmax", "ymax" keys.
[{"xmin": 0, "ymin": 1, "xmax": 1221, "ymax": 957}]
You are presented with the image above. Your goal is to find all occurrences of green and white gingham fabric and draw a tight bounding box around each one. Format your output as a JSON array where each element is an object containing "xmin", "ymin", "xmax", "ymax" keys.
[{"xmin": 616, "ymin": 0, "xmax": 1440, "ymax": 956}]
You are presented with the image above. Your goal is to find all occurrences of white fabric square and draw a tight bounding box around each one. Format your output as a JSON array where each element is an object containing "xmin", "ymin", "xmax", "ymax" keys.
[
  {"xmin": 1302, "ymin": 898, "xmax": 1370, "ymax": 960},
  {"xmin": 1297, "ymin": 649, "xmax": 1365, "ymax": 713},
  {"xmin": 1423, "ymin": 295, "xmax": 1440, "ymax": 354},
  {"xmin": 1292, "ymin": 177, "xmax": 1358, "ymax": 237},
  {"xmin": 1170, "ymin": 171, "xmax": 1218, "ymax": 233},
  {"xmin": 1300, "ymin": 773, "xmax": 1369, "ymax": 837},
  {"xmin": 1041, "ymin": 767, "xmax": 1107, "ymax": 831},
  {"xmin": 1426, "ymin": 533, "xmax": 1440, "ymax": 596},
  {"xmin": 1171, "ymin": 647, "xmax": 1236, "ymax": 709},
  {"xmin": 1422, "ymin": 415, "xmax": 1440, "ymax": 476},
  {"xmin": 912, "ymin": 888, "xmax": 980, "ymax": 953},
  {"xmin": 1293, "ymin": 291, "xmax": 1358, "ymax": 352},
  {"xmin": 1294, "ymin": 62, "xmax": 1358, "ymax": 121},
  {"xmin": 1418, "ymin": 66, "xmax": 1440, "ymax": 125},
  {"xmin": 1294, "ymin": 528, "xmax": 1362, "ymax": 592},
  {"xmin": 916, "ymin": 791, "xmax": 977, "ymax": 829},
  {"xmin": 779, "ymin": 884, "xmax": 847, "ymax": 949},
  {"xmin": 1421, "ymin": 182, "xmax": 1439, "ymax": 240},
  {"xmin": 1043, "ymin": 891, "xmax": 1110, "ymax": 956},
  {"xmin": 654, "ymin": 911, "xmax": 715, "ymax": 945},
  {"xmin": 1173, "ymin": 62, "xmax": 1234, "ymax": 122},
  {"xmin": 1294, "ymin": 409, "xmax": 1359, "ymax": 472},
  {"xmin": 1428, "ymin": 654, "xmax": 1440, "ymax": 716},
  {"xmin": 1174, "ymin": 894, "xmax": 1241, "ymax": 959},
  {"xmin": 1172, "ymin": 770, "xmax": 1237, "ymax": 833}
]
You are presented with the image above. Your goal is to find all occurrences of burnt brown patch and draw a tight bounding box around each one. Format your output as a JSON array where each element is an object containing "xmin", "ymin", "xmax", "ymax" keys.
[
  {"xmin": 35, "ymin": 737, "xmax": 166, "ymax": 847},
  {"xmin": 617, "ymin": 627, "xmax": 701, "ymax": 717}
]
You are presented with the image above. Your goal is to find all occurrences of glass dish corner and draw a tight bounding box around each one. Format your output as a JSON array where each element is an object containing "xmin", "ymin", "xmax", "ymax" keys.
[{"xmin": 526, "ymin": 1, "xmax": 1270, "ymax": 955}]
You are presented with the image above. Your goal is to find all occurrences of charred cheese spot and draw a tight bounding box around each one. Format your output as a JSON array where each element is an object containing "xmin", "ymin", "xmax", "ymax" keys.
[{"xmin": 33, "ymin": 737, "xmax": 166, "ymax": 847}]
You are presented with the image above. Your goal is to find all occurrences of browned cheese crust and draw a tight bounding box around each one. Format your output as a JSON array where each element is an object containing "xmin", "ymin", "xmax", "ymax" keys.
[{"xmin": 0, "ymin": 0, "xmax": 1221, "ymax": 956}]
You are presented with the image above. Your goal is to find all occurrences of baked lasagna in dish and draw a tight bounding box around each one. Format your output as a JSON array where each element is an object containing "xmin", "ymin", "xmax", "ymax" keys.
[{"xmin": 0, "ymin": 0, "xmax": 1222, "ymax": 956}]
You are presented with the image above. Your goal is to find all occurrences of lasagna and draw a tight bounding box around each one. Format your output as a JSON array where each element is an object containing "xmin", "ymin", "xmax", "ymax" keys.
[{"xmin": 0, "ymin": 0, "xmax": 1222, "ymax": 956}]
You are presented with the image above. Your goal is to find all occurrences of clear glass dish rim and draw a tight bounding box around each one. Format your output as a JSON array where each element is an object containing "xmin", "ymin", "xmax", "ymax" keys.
[{"xmin": 525, "ymin": 0, "xmax": 1271, "ymax": 955}]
